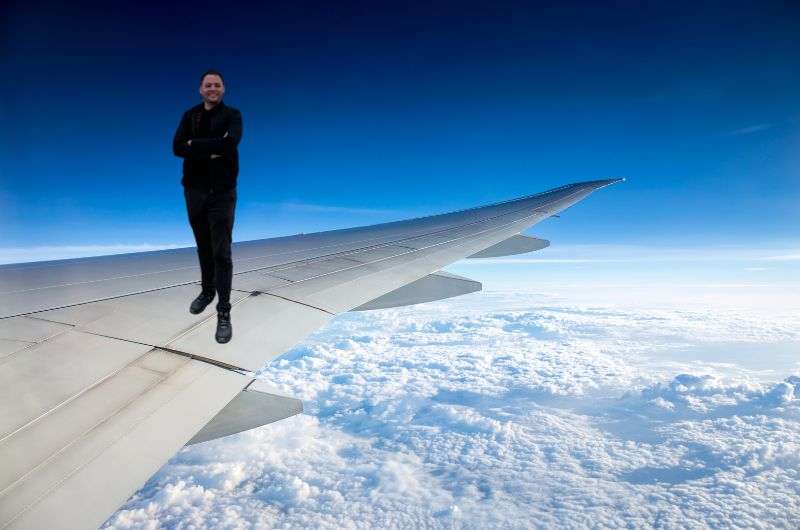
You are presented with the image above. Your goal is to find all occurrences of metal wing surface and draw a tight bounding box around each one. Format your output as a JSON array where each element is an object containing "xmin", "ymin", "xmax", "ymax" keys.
[{"xmin": 0, "ymin": 179, "xmax": 621, "ymax": 529}]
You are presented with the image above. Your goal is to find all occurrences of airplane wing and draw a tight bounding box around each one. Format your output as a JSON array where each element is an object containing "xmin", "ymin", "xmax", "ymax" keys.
[{"xmin": 0, "ymin": 178, "xmax": 621, "ymax": 529}]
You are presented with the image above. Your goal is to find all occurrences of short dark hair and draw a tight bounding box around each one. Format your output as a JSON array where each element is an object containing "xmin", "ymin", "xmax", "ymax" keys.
[{"xmin": 200, "ymin": 69, "xmax": 225, "ymax": 85}]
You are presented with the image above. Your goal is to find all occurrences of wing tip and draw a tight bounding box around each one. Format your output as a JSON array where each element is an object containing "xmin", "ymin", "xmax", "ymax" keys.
[{"xmin": 588, "ymin": 177, "xmax": 626, "ymax": 189}]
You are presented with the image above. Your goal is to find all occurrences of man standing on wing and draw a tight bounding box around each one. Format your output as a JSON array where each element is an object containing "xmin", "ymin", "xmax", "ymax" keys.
[{"xmin": 173, "ymin": 69, "xmax": 243, "ymax": 343}]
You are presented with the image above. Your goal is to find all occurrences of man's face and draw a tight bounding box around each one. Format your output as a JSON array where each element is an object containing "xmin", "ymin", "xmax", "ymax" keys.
[{"xmin": 199, "ymin": 74, "xmax": 225, "ymax": 105}]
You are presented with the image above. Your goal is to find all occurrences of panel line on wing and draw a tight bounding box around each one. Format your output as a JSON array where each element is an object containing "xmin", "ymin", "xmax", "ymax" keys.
[
  {"xmin": 0, "ymin": 333, "xmax": 154, "ymax": 445},
  {"xmin": 18, "ymin": 303, "xmax": 252, "ymax": 374},
  {"xmin": 3, "ymin": 350, "xmax": 245, "ymax": 527},
  {"xmin": 45, "ymin": 289, "xmax": 334, "ymax": 372},
  {"xmin": 0, "ymin": 185, "xmax": 588, "ymax": 321},
  {"xmin": 0, "ymin": 281, "xmax": 205, "ymax": 321},
  {"xmin": 67, "ymin": 303, "xmax": 254, "ymax": 373},
  {"xmin": 245, "ymin": 188, "xmax": 586, "ymax": 291},
  {"xmin": 255, "ymin": 292, "xmax": 336, "ymax": 315},
  {"xmin": 0, "ymin": 264, "xmax": 204, "ymax": 296},
  {"xmin": 55, "ymin": 326, "xmax": 253, "ymax": 374},
  {"xmin": 227, "ymin": 186, "xmax": 587, "ymax": 283},
  {"xmin": 0, "ymin": 354, "xmax": 176, "ymax": 499},
  {"xmin": 147, "ymin": 185, "xmax": 576, "ymax": 291}
]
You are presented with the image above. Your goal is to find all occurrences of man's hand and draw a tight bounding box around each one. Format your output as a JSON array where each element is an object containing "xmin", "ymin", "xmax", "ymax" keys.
[{"xmin": 210, "ymin": 133, "xmax": 227, "ymax": 158}]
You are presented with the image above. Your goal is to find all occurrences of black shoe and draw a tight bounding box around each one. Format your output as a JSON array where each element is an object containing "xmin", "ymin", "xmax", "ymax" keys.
[
  {"xmin": 189, "ymin": 291, "xmax": 215, "ymax": 314},
  {"xmin": 215, "ymin": 311, "xmax": 232, "ymax": 343}
]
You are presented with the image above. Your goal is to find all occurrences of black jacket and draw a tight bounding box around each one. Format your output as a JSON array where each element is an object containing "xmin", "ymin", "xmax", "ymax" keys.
[{"xmin": 173, "ymin": 101, "xmax": 243, "ymax": 191}]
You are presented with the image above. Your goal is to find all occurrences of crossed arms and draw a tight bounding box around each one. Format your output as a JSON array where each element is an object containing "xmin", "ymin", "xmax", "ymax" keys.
[{"xmin": 172, "ymin": 108, "xmax": 243, "ymax": 160}]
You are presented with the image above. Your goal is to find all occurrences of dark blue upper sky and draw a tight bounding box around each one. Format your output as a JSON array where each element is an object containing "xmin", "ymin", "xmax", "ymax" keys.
[{"xmin": 2, "ymin": 0, "xmax": 799, "ymax": 257}]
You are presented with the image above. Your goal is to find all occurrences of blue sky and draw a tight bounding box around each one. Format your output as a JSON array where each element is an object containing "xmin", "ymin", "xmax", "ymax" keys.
[{"xmin": 2, "ymin": 0, "xmax": 798, "ymax": 295}]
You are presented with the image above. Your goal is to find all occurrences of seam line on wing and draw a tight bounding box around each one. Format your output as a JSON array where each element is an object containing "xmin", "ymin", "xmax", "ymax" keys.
[
  {"xmin": 3, "ymin": 359, "xmax": 244, "ymax": 529},
  {"xmin": 0, "ymin": 352, "xmax": 181, "ymax": 505},
  {"xmin": 252, "ymin": 187, "xmax": 589, "ymax": 293},
  {"xmin": 0, "ymin": 333, "xmax": 152, "ymax": 446},
  {"xmin": 258, "ymin": 292, "xmax": 336, "ymax": 315},
  {"xmin": 229, "ymin": 185, "xmax": 590, "ymax": 280},
  {"xmin": 0, "ymin": 184, "xmax": 591, "ymax": 320}
]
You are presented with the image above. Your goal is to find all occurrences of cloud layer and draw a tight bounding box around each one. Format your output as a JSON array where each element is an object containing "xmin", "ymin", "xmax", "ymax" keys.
[{"xmin": 104, "ymin": 292, "xmax": 800, "ymax": 529}]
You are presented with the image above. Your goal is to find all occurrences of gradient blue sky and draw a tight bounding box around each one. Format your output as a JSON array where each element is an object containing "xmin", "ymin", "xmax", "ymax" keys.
[{"xmin": 2, "ymin": 1, "xmax": 798, "ymax": 295}]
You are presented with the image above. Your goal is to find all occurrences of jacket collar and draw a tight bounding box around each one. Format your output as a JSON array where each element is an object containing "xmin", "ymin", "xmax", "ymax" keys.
[{"xmin": 199, "ymin": 100, "xmax": 226, "ymax": 113}]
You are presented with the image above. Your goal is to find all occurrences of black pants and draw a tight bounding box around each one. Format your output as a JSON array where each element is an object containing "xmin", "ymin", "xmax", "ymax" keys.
[{"xmin": 184, "ymin": 186, "xmax": 237, "ymax": 312}]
